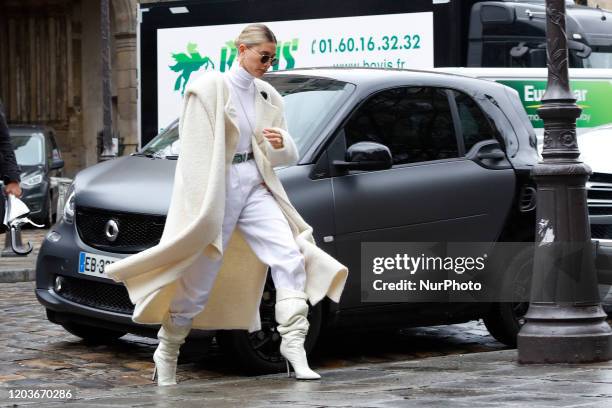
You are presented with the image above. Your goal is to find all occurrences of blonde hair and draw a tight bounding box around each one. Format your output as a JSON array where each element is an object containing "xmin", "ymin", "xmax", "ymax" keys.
[{"xmin": 234, "ymin": 23, "xmax": 277, "ymax": 48}]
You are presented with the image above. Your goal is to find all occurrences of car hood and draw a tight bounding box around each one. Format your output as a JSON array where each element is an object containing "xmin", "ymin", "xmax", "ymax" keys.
[
  {"xmin": 74, "ymin": 156, "xmax": 178, "ymax": 215},
  {"xmin": 578, "ymin": 129, "xmax": 612, "ymax": 175},
  {"xmin": 73, "ymin": 155, "xmax": 292, "ymax": 216}
]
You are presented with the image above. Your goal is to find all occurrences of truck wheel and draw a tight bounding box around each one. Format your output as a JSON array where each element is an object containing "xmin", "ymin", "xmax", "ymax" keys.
[
  {"xmin": 483, "ymin": 245, "xmax": 534, "ymax": 347},
  {"xmin": 216, "ymin": 273, "xmax": 322, "ymax": 375},
  {"xmin": 61, "ymin": 322, "xmax": 126, "ymax": 344}
]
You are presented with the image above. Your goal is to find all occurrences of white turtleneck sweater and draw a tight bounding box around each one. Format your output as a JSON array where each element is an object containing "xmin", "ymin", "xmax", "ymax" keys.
[{"xmin": 224, "ymin": 64, "xmax": 257, "ymax": 154}]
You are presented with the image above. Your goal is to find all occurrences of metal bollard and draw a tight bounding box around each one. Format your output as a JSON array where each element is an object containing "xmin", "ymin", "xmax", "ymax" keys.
[{"xmin": 1, "ymin": 222, "xmax": 28, "ymax": 257}]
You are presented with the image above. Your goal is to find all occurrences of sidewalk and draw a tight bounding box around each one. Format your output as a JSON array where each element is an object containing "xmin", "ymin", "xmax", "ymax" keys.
[
  {"xmin": 1, "ymin": 348, "xmax": 610, "ymax": 407},
  {"xmin": 0, "ymin": 227, "xmax": 47, "ymax": 282}
]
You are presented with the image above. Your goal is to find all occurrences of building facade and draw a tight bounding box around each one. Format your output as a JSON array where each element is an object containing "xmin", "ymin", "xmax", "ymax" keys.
[
  {"xmin": 591, "ymin": 1, "xmax": 612, "ymax": 9},
  {"xmin": 0, "ymin": 0, "xmax": 138, "ymax": 178}
]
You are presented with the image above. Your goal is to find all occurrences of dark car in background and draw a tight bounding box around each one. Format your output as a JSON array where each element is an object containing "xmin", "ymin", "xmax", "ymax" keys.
[
  {"xmin": 36, "ymin": 67, "xmax": 594, "ymax": 373},
  {"xmin": 5, "ymin": 125, "xmax": 64, "ymax": 227}
]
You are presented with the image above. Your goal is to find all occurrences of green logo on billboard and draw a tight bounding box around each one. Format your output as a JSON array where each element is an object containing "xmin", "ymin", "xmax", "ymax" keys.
[
  {"xmin": 170, "ymin": 43, "xmax": 216, "ymax": 95},
  {"xmin": 219, "ymin": 41, "xmax": 238, "ymax": 72},
  {"xmin": 169, "ymin": 39, "xmax": 299, "ymax": 93}
]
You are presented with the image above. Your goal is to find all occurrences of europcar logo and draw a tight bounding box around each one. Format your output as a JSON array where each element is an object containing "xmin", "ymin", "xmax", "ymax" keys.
[{"xmin": 169, "ymin": 39, "xmax": 299, "ymax": 94}]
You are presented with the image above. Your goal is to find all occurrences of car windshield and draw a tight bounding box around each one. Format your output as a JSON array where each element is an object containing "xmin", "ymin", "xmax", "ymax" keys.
[
  {"xmin": 138, "ymin": 75, "xmax": 355, "ymax": 161},
  {"xmin": 10, "ymin": 133, "xmax": 44, "ymax": 165},
  {"xmin": 264, "ymin": 75, "xmax": 355, "ymax": 157},
  {"xmin": 140, "ymin": 121, "xmax": 179, "ymax": 158}
]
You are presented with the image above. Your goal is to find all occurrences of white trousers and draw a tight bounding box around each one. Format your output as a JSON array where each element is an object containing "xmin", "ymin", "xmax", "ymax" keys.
[{"xmin": 169, "ymin": 158, "xmax": 306, "ymax": 326}]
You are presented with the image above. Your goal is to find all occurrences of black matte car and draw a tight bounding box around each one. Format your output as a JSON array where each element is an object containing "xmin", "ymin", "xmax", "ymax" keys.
[
  {"xmin": 36, "ymin": 67, "xmax": 588, "ymax": 373},
  {"xmin": 5, "ymin": 125, "xmax": 64, "ymax": 227}
]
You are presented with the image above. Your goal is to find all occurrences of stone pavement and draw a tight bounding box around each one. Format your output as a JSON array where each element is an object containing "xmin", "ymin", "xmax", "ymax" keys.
[
  {"xmin": 0, "ymin": 281, "xmax": 507, "ymax": 398},
  {"xmin": 1, "ymin": 349, "xmax": 610, "ymax": 407},
  {"xmin": 0, "ymin": 281, "xmax": 611, "ymax": 407},
  {"xmin": 0, "ymin": 227, "xmax": 47, "ymax": 282}
]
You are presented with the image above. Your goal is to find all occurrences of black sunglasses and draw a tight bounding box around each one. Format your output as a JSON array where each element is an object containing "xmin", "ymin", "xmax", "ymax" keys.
[{"xmin": 246, "ymin": 46, "xmax": 278, "ymax": 65}]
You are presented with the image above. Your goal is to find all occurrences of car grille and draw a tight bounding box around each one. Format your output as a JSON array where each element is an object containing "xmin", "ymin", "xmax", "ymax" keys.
[
  {"xmin": 75, "ymin": 206, "xmax": 166, "ymax": 253},
  {"xmin": 587, "ymin": 173, "xmax": 612, "ymax": 241},
  {"xmin": 55, "ymin": 275, "xmax": 134, "ymax": 315},
  {"xmin": 589, "ymin": 207, "xmax": 612, "ymax": 216},
  {"xmin": 592, "ymin": 225, "xmax": 612, "ymax": 240}
]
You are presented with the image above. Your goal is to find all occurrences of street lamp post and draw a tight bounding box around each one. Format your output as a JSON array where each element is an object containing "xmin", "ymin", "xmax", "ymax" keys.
[{"xmin": 517, "ymin": 0, "xmax": 612, "ymax": 363}]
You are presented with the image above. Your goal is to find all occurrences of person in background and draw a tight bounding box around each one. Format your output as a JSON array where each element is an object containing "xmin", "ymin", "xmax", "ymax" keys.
[{"xmin": 0, "ymin": 98, "xmax": 22, "ymax": 223}]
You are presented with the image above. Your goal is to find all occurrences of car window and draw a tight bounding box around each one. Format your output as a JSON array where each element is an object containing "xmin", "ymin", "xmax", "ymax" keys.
[
  {"xmin": 10, "ymin": 133, "xmax": 44, "ymax": 165},
  {"xmin": 344, "ymin": 86, "xmax": 458, "ymax": 165},
  {"xmin": 482, "ymin": 41, "xmax": 547, "ymax": 68},
  {"xmin": 451, "ymin": 90, "xmax": 499, "ymax": 153}
]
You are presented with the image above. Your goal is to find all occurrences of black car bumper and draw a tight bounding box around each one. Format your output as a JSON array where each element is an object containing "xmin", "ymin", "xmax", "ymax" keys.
[{"xmin": 35, "ymin": 219, "xmax": 214, "ymax": 339}]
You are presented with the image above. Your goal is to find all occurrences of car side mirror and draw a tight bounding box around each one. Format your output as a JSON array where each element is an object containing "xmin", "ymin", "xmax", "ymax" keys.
[
  {"xmin": 568, "ymin": 39, "xmax": 592, "ymax": 59},
  {"xmin": 50, "ymin": 159, "xmax": 64, "ymax": 170},
  {"xmin": 333, "ymin": 141, "xmax": 392, "ymax": 171}
]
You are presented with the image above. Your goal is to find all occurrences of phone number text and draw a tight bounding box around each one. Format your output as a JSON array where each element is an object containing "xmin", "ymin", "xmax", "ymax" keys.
[{"xmin": 310, "ymin": 35, "xmax": 422, "ymax": 55}]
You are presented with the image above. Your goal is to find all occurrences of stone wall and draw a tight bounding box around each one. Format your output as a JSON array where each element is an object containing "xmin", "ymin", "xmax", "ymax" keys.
[
  {"xmin": 0, "ymin": 0, "xmax": 138, "ymax": 177},
  {"xmin": 588, "ymin": 0, "xmax": 612, "ymax": 10}
]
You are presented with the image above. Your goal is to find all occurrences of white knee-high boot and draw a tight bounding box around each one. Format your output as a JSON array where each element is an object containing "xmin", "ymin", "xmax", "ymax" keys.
[
  {"xmin": 275, "ymin": 287, "xmax": 321, "ymax": 380},
  {"xmin": 151, "ymin": 314, "xmax": 192, "ymax": 386}
]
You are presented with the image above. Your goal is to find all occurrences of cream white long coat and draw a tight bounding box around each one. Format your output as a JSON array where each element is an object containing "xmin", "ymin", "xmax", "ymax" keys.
[{"xmin": 105, "ymin": 71, "xmax": 349, "ymax": 332}]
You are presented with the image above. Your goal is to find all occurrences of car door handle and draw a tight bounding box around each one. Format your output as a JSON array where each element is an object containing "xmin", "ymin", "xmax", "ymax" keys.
[{"xmin": 476, "ymin": 150, "xmax": 506, "ymax": 160}]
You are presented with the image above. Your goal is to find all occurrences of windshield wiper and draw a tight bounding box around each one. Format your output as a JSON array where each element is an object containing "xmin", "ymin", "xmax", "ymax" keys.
[
  {"xmin": 132, "ymin": 152, "xmax": 155, "ymax": 158},
  {"xmin": 132, "ymin": 152, "xmax": 178, "ymax": 160}
]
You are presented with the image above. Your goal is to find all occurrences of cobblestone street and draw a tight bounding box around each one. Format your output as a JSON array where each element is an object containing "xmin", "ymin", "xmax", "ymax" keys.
[
  {"xmin": 0, "ymin": 280, "xmax": 610, "ymax": 408},
  {"xmin": 1, "ymin": 228, "xmax": 611, "ymax": 406},
  {"xmin": 0, "ymin": 227, "xmax": 47, "ymax": 282},
  {"xmin": 0, "ymin": 279, "xmax": 509, "ymax": 401}
]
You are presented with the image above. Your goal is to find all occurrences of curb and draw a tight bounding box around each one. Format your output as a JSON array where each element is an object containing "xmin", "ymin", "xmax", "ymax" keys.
[{"xmin": 0, "ymin": 268, "xmax": 35, "ymax": 283}]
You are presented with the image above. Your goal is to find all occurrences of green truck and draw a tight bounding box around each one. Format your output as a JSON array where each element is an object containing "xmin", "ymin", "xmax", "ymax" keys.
[{"xmin": 435, "ymin": 67, "xmax": 612, "ymax": 139}]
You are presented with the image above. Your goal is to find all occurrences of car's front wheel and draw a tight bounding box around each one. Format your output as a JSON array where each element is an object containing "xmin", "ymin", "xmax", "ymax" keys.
[
  {"xmin": 61, "ymin": 322, "xmax": 127, "ymax": 344},
  {"xmin": 216, "ymin": 273, "xmax": 322, "ymax": 374}
]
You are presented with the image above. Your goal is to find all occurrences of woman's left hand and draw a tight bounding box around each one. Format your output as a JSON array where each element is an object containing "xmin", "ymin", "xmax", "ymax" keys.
[{"xmin": 263, "ymin": 128, "xmax": 284, "ymax": 149}]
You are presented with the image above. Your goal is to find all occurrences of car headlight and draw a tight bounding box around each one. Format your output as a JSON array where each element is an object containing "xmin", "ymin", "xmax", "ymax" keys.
[
  {"xmin": 63, "ymin": 184, "xmax": 76, "ymax": 223},
  {"xmin": 22, "ymin": 173, "xmax": 43, "ymax": 187}
]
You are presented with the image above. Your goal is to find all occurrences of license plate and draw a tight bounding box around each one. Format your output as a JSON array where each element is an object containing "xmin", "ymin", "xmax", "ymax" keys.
[{"xmin": 78, "ymin": 251, "xmax": 121, "ymax": 279}]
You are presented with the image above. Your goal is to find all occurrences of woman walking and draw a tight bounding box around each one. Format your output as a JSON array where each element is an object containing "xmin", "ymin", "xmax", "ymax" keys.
[{"xmin": 106, "ymin": 23, "xmax": 348, "ymax": 386}]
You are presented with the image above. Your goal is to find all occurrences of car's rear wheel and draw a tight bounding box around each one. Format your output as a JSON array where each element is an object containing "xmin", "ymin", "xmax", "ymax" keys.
[
  {"xmin": 61, "ymin": 322, "xmax": 127, "ymax": 344},
  {"xmin": 216, "ymin": 272, "xmax": 322, "ymax": 375},
  {"xmin": 483, "ymin": 301, "xmax": 529, "ymax": 347},
  {"xmin": 483, "ymin": 245, "xmax": 534, "ymax": 347}
]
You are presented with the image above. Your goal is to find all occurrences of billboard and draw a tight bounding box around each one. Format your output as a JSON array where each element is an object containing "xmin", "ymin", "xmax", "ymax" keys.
[{"xmin": 156, "ymin": 12, "xmax": 434, "ymax": 130}]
